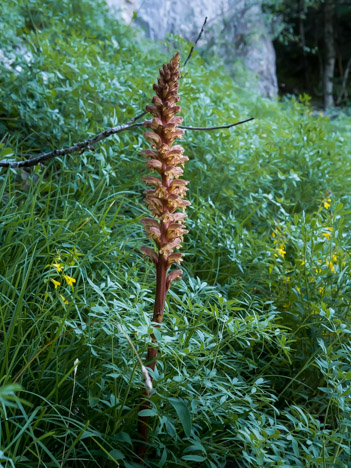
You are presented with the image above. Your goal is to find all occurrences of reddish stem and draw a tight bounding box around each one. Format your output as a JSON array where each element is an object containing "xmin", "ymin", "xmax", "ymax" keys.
[
  {"xmin": 153, "ymin": 253, "xmax": 168, "ymax": 324},
  {"xmin": 136, "ymin": 254, "xmax": 167, "ymax": 460}
]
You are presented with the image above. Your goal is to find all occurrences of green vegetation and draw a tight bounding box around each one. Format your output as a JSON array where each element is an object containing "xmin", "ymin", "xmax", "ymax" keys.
[{"xmin": 1, "ymin": 0, "xmax": 351, "ymax": 466}]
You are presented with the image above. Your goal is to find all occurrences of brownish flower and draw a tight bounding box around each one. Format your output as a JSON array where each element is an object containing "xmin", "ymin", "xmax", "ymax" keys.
[{"xmin": 141, "ymin": 52, "xmax": 190, "ymax": 305}]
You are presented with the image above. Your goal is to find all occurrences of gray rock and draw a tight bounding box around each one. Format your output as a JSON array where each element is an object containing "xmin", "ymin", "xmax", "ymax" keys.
[{"xmin": 106, "ymin": 0, "xmax": 278, "ymax": 98}]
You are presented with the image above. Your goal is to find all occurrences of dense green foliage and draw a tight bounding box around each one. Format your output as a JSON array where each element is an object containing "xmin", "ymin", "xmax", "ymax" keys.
[{"xmin": 1, "ymin": 0, "xmax": 351, "ymax": 466}]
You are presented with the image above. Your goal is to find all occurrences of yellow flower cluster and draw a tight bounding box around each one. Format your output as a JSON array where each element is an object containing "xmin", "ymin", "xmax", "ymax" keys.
[
  {"xmin": 51, "ymin": 279, "xmax": 60, "ymax": 289},
  {"xmin": 64, "ymin": 275, "xmax": 76, "ymax": 288},
  {"xmin": 60, "ymin": 295, "xmax": 69, "ymax": 305},
  {"xmin": 53, "ymin": 263, "xmax": 63, "ymax": 272},
  {"xmin": 322, "ymin": 226, "xmax": 333, "ymax": 240},
  {"xmin": 275, "ymin": 246, "xmax": 286, "ymax": 258},
  {"xmin": 47, "ymin": 250, "xmax": 80, "ymax": 306},
  {"xmin": 52, "ymin": 263, "xmax": 76, "ymax": 289},
  {"xmin": 326, "ymin": 259, "xmax": 336, "ymax": 274},
  {"xmin": 323, "ymin": 197, "xmax": 331, "ymax": 210},
  {"xmin": 272, "ymin": 228, "xmax": 287, "ymax": 258}
]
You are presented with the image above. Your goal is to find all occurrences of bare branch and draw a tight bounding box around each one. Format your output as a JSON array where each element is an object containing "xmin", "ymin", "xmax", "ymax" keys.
[
  {"xmin": 182, "ymin": 17, "xmax": 208, "ymax": 69},
  {"xmin": 179, "ymin": 117, "xmax": 254, "ymax": 131},
  {"xmin": 0, "ymin": 115, "xmax": 254, "ymax": 169},
  {"xmin": 0, "ymin": 112, "xmax": 146, "ymax": 169}
]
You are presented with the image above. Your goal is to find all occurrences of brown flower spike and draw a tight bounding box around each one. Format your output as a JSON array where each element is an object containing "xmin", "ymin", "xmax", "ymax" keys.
[
  {"xmin": 137, "ymin": 52, "xmax": 190, "ymax": 460},
  {"xmin": 141, "ymin": 52, "xmax": 190, "ymax": 328}
]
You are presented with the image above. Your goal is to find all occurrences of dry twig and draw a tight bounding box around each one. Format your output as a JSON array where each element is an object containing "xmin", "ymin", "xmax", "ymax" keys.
[
  {"xmin": 181, "ymin": 117, "xmax": 254, "ymax": 131},
  {"xmin": 0, "ymin": 116, "xmax": 254, "ymax": 169},
  {"xmin": 182, "ymin": 17, "xmax": 208, "ymax": 69},
  {"xmin": 0, "ymin": 112, "xmax": 146, "ymax": 169}
]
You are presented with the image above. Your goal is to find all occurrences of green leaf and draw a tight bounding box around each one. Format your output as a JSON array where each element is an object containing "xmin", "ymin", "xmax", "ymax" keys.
[
  {"xmin": 0, "ymin": 148, "xmax": 14, "ymax": 157},
  {"xmin": 115, "ymin": 432, "xmax": 132, "ymax": 445},
  {"xmin": 81, "ymin": 430, "xmax": 102, "ymax": 440},
  {"xmin": 168, "ymin": 397, "xmax": 192, "ymax": 437},
  {"xmin": 109, "ymin": 449, "xmax": 125, "ymax": 460},
  {"xmin": 181, "ymin": 455, "xmax": 207, "ymax": 462},
  {"xmin": 138, "ymin": 408, "xmax": 157, "ymax": 417},
  {"xmin": 87, "ymin": 277, "xmax": 106, "ymax": 301},
  {"xmin": 159, "ymin": 448, "xmax": 167, "ymax": 466}
]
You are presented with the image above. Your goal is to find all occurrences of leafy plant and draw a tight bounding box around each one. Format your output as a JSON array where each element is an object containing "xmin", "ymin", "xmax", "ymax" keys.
[{"xmin": 0, "ymin": 0, "xmax": 351, "ymax": 467}]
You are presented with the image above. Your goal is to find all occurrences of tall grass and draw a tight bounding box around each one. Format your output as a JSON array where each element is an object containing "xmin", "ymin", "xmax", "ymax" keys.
[{"xmin": 1, "ymin": 0, "xmax": 351, "ymax": 466}]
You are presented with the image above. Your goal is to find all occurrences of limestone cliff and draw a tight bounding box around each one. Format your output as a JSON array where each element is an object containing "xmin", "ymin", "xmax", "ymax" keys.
[{"xmin": 106, "ymin": 0, "xmax": 278, "ymax": 98}]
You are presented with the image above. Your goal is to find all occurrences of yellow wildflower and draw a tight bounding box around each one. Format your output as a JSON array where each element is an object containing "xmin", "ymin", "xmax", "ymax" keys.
[
  {"xmin": 272, "ymin": 231, "xmax": 276, "ymax": 238},
  {"xmin": 64, "ymin": 275, "xmax": 76, "ymax": 288},
  {"xmin": 300, "ymin": 260, "xmax": 306, "ymax": 266},
  {"xmin": 332, "ymin": 254, "xmax": 337, "ymax": 263},
  {"xmin": 323, "ymin": 202, "xmax": 330, "ymax": 209},
  {"xmin": 322, "ymin": 232, "xmax": 331, "ymax": 240},
  {"xmin": 53, "ymin": 263, "xmax": 64, "ymax": 272},
  {"xmin": 326, "ymin": 260, "xmax": 336, "ymax": 273},
  {"xmin": 60, "ymin": 295, "xmax": 69, "ymax": 305},
  {"xmin": 275, "ymin": 246, "xmax": 286, "ymax": 257},
  {"xmin": 51, "ymin": 279, "xmax": 61, "ymax": 289}
]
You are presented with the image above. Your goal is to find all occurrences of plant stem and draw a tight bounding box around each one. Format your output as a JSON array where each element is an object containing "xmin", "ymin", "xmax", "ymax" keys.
[
  {"xmin": 153, "ymin": 254, "xmax": 168, "ymax": 325},
  {"xmin": 136, "ymin": 254, "xmax": 167, "ymax": 460}
]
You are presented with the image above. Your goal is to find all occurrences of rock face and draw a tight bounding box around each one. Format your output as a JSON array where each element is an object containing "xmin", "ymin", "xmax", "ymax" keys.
[{"xmin": 106, "ymin": 0, "xmax": 278, "ymax": 99}]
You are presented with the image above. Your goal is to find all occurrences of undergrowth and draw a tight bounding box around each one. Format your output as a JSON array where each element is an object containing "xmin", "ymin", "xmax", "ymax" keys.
[{"xmin": 1, "ymin": 0, "xmax": 351, "ymax": 467}]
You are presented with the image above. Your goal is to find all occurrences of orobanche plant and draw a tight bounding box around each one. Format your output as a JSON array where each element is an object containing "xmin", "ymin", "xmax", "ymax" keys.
[
  {"xmin": 141, "ymin": 51, "xmax": 190, "ymax": 351},
  {"xmin": 138, "ymin": 52, "xmax": 190, "ymax": 455}
]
